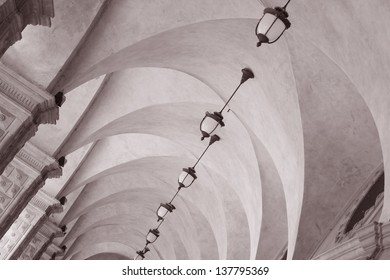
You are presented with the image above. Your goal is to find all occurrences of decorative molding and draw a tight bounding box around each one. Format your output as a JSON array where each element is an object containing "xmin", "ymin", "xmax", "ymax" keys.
[
  {"xmin": 17, "ymin": 149, "xmax": 45, "ymax": 172},
  {"xmin": 0, "ymin": 64, "xmax": 59, "ymax": 175},
  {"xmin": 0, "ymin": 78, "xmax": 36, "ymax": 111},
  {"xmin": 0, "ymin": 206, "xmax": 38, "ymax": 259},
  {"xmin": 3, "ymin": 190, "xmax": 62, "ymax": 259},
  {"xmin": 29, "ymin": 189, "xmax": 62, "ymax": 214},
  {"xmin": 17, "ymin": 219, "xmax": 63, "ymax": 260}
]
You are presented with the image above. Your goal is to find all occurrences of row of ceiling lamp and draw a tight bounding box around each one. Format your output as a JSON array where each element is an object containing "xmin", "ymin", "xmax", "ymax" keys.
[{"xmin": 134, "ymin": 0, "xmax": 292, "ymax": 260}]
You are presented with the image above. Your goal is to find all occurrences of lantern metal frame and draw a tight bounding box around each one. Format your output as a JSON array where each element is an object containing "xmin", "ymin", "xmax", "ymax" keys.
[
  {"xmin": 178, "ymin": 167, "xmax": 197, "ymax": 189},
  {"xmin": 255, "ymin": 0, "xmax": 291, "ymax": 47},
  {"xmin": 200, "ymin": 111, "xmax": 225, "ymax": 140},
  {"xmin": 156, "ymin": 202, "xmax": 176, "ymax": 221},
  {"xmin": 146, "ymin": 228, "xmax": 160, "ymax": 244}
]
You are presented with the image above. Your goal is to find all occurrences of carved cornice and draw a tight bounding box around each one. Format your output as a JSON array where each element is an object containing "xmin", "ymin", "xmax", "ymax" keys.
[
  {"xmin": 29, "ymin": 189, "xmax": 59, "ymax": 213},
  {"xmin": 14, "ymin": 142, "xmax": 63, "ymax": 181},
  {"xmin": 0, "ymin": 64, "xmax": 56, "ymax": 113},
  {"xmin": 0, "ymin": 78, "xmax": 36, "ymax": 111},
  {"xmin": 0, "ymin": 64, "xmax": 59, "ymax": 175}
]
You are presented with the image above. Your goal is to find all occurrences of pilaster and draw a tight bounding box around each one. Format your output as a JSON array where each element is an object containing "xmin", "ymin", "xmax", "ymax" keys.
[{"xmin": 0, "ymin": 141, "xmax": 62, "ymax": 238}]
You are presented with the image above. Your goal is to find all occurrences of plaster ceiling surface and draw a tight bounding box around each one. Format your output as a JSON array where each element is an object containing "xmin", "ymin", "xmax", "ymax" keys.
[{"xmin": 1, "ymin": 0, "xmax": 388, "ymax": 260}]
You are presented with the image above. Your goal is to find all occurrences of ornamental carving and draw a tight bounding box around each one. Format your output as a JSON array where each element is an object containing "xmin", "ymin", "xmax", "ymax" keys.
[
  {"xmin": 0, "ymin": 64, "xmax": 59, "ymax": 175},
  {"xmin": 0, "ymin": 142, "xmax": 62, "ymax": 239},
  {"xmin": 5, "ymin": 192, "xmax": 63, "ymax": 260}
]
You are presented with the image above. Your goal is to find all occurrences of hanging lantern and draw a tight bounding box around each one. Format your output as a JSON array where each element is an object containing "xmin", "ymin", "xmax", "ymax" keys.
[
  {"xmin": 200, "ymin": 111, "xmax": 225, "ymax": 140},
  {"xmin": 156, "ymin": 203, "xmax": 176, "ymax": 221},
  {"xmin": 146, "ymin": 228, "xmax": 160, "ymax": 244},
  {"xmin": 255, "ymin": 1, "xmax": 291, "ymax": 47},
  {"xmin": 178, "ymin": 167, "xmax": 197, "ymax": 189},
  {"xmin": 134, "ymin": 247, "xmax": 150, "ymax": 260}
]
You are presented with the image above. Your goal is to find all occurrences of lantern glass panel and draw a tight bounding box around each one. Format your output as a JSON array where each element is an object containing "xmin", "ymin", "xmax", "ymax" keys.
[
  {"xmin": 257, "ymin": 13, "xmax": 286, "ymax": 43},
  {"xmin": 146, "ymin": 232, "xmax": 158, "ymax": 243},
  {"xmin": 157, "ymin": 206, "xmax": 169, "ymax": 219},
  {"xmin": 200, "ymin": 116, "xmax": 220, "ymax": 136},
  {"xmin": 178, "ymin": 170, "xmax": 195, "ymax": 187}
]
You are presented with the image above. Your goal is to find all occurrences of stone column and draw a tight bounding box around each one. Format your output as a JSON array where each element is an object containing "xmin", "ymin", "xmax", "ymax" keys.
[
  {"xmin": 0, "ymin": 64, "xmax": 59, "ymax": 174},
  {"xmin": 0, "ymin": 141, "xmax": 62, "ymax": 238},
  {"xmin": 0, "ymin": 0, "xmax": 54, "ymax": 57}
]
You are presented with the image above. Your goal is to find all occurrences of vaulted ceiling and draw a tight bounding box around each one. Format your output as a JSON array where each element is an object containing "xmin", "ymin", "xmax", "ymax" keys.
[{"xmin": 1, "ymin": 0, "xmax": 389, "ymax": 260}]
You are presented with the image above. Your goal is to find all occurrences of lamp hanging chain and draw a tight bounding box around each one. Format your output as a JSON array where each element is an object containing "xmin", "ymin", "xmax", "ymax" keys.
[
  {"xmin": 219, "ymin": 82, "xmax": 243, "ymax": 114},
  {"xmin": 156, "ymin": 219, "xmax": 164, "ymax": 230},
  {"xmin": 192, "ymin": 142, "xmax": 212, "ymax": 169},
  {"xmin": 169, "ymin": 189, "xmax": 181, "ymax": 204},
  {"xmin": 283, "ymin": 0, "xmax": 291, "ymax": 9}
]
